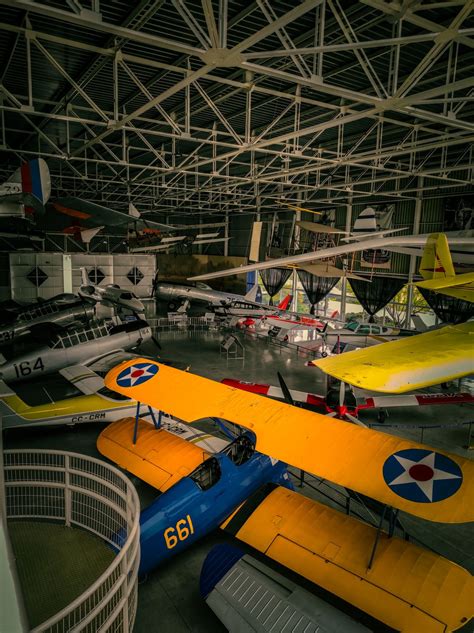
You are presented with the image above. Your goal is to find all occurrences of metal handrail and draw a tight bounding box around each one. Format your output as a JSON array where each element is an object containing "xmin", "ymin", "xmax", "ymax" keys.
[{"xmin": 4, "ymin": 450, "xmax": 140, "ymax": 633}]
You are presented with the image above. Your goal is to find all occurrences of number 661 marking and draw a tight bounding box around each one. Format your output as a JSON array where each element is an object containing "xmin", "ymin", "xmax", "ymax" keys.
[{"xmin": 163, "ymin": 515, "xmax": 194, "ymax": 549}]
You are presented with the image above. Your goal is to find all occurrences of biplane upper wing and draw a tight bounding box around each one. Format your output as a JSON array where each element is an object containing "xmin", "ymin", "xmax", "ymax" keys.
[
  {"xmin": 313, "ymin": 322, "xmax": 473, "ymax": 393},
  {"xmin": 105, "ymin": 359, "xmax": 474, "ymax": 523}
]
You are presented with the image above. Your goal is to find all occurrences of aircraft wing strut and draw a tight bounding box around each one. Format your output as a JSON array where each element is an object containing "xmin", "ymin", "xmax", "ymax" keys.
[{"xmin": 105, "ymin": 359, "xmax": 474, "ymax": 524}]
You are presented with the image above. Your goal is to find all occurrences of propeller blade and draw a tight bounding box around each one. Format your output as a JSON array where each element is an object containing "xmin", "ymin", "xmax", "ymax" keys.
[
  {"xmin": 339, "ymin": 380, "xmax": 345, "ymax": 408},
  {"xmin": 277, "ymin": 371, "xmax": 295, "ymax": 407},
  {"xmin": 344, "ymin": 412, "xmax": 368, "ymax": 428},
  {"xmin": 152, "ymin": 335, "xmax": 162, "ymax": 350}
]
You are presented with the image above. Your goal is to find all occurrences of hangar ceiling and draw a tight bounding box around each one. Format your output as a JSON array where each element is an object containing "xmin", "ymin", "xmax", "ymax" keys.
[{"xmin": 0, "ymin": 0, "xmax": 473, "ymax": 223}]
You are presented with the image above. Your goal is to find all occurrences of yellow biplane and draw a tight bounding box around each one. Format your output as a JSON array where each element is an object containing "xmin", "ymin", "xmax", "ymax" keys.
[{"xmin": 100, "ymin": 359, "xmax": 473, "ymax": 632}]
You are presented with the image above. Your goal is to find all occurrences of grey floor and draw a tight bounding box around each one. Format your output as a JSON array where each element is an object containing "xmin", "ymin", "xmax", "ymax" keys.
[{"xmin": 4, "ymin": 326, "xmax": 474, "ymax": 632}]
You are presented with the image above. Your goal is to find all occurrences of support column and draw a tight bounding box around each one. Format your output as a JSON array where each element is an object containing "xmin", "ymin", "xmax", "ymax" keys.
[
  {"xmin": 340, "ymin": 194, "xmax": 353, "ymax": 321},
  {"xmin": 405, "ymin": 177, "xmax": 423, "ymax": 328}
]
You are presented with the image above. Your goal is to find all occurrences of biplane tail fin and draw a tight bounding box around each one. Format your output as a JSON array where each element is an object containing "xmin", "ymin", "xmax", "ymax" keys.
[{"xmin": 419, "ymin": 233, "xmax": 455, "ymax": 280}]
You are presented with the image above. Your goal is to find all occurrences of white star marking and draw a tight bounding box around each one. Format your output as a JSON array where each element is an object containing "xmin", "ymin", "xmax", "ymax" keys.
[
  {"xmin": 388, "ymin": 451, "xmax": 461, "ymax": 502},
  {"xmin": 120, "ymin": 364, "xmax": 156, "ymax": 386}
]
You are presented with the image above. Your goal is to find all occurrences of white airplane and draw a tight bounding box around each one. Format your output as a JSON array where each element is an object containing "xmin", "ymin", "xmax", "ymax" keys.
[
  {"xmin": 79, "ymin": 267, "xmax": 145, "ymax": 314},
  {"xmin": 0, "ymin": 158, "xmax": 51, "ymax": 241},
  {"xmin": 188, "ymin": 206, "xmax": 474, "ymax": 281}
]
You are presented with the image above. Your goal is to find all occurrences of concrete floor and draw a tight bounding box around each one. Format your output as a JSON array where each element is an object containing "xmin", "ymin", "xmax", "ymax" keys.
[{"xmin": 3, "ymin": 327, "xmax": 474, "ymax": 632}]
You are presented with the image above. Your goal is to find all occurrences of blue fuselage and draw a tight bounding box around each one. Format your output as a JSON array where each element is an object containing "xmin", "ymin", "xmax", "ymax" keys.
[{"xmin": 139, "ymin": 450, "xmax": 290, "ymax": 576}]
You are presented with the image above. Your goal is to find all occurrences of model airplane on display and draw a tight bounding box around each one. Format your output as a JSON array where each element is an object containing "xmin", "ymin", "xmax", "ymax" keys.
[
  {"xmin": 48, "ymin": 198, "xmax": 177, "ymax": 240},
  {"xmin": 0, "ymin": 158, "xmax": 50, "ymax": 241},
  {"xmin": 129, "ymin": 231, "xmax": 230, "ymax": 253},
  {"xmin": 188, "ymin": 207, "xmax": 474, "ymax": 281},
  {"xmin": 154, "ymin": 279, "xmax": 289, "ymax": 318},
  {"xmin": 221, "ymin": 375, "xmax": 474, "ymax": 425},
  {"xmin": 79, "ymin": 267, "xmax": 145, "ymax": 314},
  {"xmin": 415, "ymin": 232, "xmax": 474, "ymax": 303},
  {"xmin": 0, "ymin": 318, "xmax": 153, "ymax": 384},
  {"xmin": 98, "ymin": 359, "xmax": 473, "ymax": 632},
  {"xmin": 238, "ymin": 308, "xmax": 327, "ymax": 336},
  {"xmin": 0, "ymin": 297, "xmax": 95, "ymax": 345},
  {"xmin": 313, "ymin": 320, "xmax": 473, "ymax": 393}
]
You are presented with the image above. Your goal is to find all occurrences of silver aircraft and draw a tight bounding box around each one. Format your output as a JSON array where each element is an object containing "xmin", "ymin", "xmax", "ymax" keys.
[
  {"xmin": 0, "ymin": 298, "xmax": 95, "ymax": 344},
  {"xmin": 154, "ymin": 280, "xmax": 287, "ymax": 317},
  {"xmin": 0, "ymin": 318, "xmax": 152, "ymax": 383},
  {"xmin": 79, "ymin": 267, "xmax": 145, "ymax": 314}
]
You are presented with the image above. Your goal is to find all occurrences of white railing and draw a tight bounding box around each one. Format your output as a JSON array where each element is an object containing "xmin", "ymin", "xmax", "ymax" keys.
[{"xmin": 4, "ymin": 450, "xmax": 140, "ymax": 633}]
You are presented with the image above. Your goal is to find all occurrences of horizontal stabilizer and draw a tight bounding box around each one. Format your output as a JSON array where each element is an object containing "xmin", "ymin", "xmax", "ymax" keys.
[
  {"xmin": 105, "ymin": 360, "xmax": 474, "ymax": 523},
  {"xmin": 221, "ymin": 486, "xmax": 473, "ymax": 633},
  {"xmin": 415, "ymin": 273, "xmax": 474, "ymax": 291},
  {"xmin": 59, "ymin": 365, "xmax": 103, "ymax": 395}
]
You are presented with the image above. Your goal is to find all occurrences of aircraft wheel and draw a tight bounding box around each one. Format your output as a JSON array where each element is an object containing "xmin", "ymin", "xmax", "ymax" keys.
[
  {"xmin": 167, "ymin": 301, "xmax": 178, "ymax": 311},
  {"xmin": 377, "ymin": 410, "xmax": 387, "ymax": 423},
  {"xmin": 321, "ymin": 351, "xmax": 328, "ymax": 358}
]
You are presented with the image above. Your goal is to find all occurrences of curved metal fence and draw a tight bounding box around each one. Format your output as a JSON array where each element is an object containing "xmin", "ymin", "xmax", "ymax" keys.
[{"xmin": 4, "ymin": 450, "xmax": 140, "ymax": 633}]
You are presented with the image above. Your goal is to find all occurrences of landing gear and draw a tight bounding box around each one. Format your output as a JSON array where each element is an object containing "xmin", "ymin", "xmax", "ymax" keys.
[
  {"xmin": 377, "ymin": 409, "xmax": 388, "ymax": 423},
  {"xmin": 167, "ymin": 301, "xmax": 178, "ymax": 311}
]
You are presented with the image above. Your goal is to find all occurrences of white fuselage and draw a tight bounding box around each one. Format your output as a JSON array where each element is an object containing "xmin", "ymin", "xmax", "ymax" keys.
[{"xmin": 0, "ymin": 322, "xmax": 152, "ymax": 383}]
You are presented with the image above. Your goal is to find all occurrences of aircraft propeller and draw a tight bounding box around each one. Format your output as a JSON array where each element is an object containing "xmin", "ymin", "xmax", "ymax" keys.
[{"xmin": 277, "ymin": 371, "xmax": 296, "ymax": 407}]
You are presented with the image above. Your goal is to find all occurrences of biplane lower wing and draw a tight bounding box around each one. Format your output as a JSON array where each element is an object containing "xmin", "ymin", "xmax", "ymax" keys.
[
  {"xmin": 313, "ymin": 322, "xmax": 473, "ymax": 394},
  {"xmin": 97, "ymin": 417, "xmax": 220, "ymax": 492},
  {"xmin": 221, "ymin": 486, "xmax": 473, "ymax": 633},
  {"xmin": 105, "ymin": 360, "xmax": 474, "ymax": 523}
]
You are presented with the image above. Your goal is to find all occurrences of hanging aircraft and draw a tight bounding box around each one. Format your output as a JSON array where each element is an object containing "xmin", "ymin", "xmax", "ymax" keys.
[
  {"xmin": 312, "ymin": 320, "xmax": 473, "ymax": 393},
  {"xmin": 188, "ymin": 205, "xmax": 474, "ymax": 282},
  {"xmin": 415, "ymin": 232, "xmax": 474, "ymax": 303},
  {"xmin": 129, "ymin": 232, "xmax": 230, "ymax": 254},
  {"xmin": 98, "ymin": 359, "xmax": 473, "ymax": 632},
  {"xmin": 47, "ymin": 197, "xmax": 177, "ymax": 242},
  {"xmin": 0, "ymin": 158, "xmax": 51, "ymax": 242},
  {"xmin": 79, "ymin": 267, "xmax": 145, "ymax": 314},
  {"xmin": 0, "ymin": 318, "xmax": 153, "ymax": 384}
]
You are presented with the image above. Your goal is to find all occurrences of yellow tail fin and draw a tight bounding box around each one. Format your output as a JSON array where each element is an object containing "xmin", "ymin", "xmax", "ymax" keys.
[{"xmin": 419, "ymin": 233, "xmax": 455, "ymax": 280}]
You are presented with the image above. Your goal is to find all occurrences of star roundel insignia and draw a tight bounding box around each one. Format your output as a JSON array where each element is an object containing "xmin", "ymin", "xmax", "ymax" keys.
[
  {"xmin": 116, "ymin": 363, "xmax": 159, "ymax": 388},
  {"xmin": 383, "ymin": 448, "xmax": 462, "ymax": 503}
]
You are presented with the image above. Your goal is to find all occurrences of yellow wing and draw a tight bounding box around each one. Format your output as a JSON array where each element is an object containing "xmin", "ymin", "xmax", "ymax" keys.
[
  {"xmin": 313, "ymin": 322, "xmax": 473, "ymax": 393},
  {"xmin": 105, "ymin": 360, "xmax": 474, "ymax": 523},
  {"xmin": 221, "ymin": 486, "xmax": 473, "ymax": 633},
  {"xmin": 97, "ymin": 417, "xmax": 209, "ymax": 492}
]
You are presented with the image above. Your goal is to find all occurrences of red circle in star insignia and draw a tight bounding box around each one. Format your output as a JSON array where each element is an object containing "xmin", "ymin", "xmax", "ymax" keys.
[
  {"xmin": 408, "ymin": 464, "xmax": 434, "ymax": 481},
  {"xmin": 131, "ymin": 369, "xmax": 144, "ymax": 378}
]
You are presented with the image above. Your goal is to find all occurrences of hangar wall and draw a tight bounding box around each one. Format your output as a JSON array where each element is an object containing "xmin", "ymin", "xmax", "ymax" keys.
[{"xmin": 8, "ymin": 253, "xmax": 156, "ymax": 301}]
